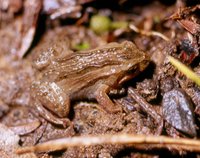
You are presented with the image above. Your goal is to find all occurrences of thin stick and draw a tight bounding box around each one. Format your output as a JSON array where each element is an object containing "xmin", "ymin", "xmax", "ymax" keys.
[
  {"xmin": 16, "ymin": 134, "xmax": 200, "ymax": 154},
  {"xmin": 129, "ymin": 24, "xmax": 169, "ymax": 41},
  {"xmin": 128, "ymin": 88, "xmax": 163, "ymax": 135},
  {"xmin": 128, "ymin": 88, "xmax": 162, "ymax": 122}
]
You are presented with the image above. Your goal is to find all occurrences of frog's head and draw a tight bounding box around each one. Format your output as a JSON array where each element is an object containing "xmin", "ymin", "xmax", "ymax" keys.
[
  {"xmin": 120, "ymin": 41, "xmax": 150, "ymax": 73},
  {"xmin": 115, "ymin": 41, "xmax": 150, "ymax": 85}
]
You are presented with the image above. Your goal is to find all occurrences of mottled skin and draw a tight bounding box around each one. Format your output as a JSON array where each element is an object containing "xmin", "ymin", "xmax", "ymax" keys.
[{"xmin": 31, "ymin": 41, "xmax": 149, "ymax": 127}]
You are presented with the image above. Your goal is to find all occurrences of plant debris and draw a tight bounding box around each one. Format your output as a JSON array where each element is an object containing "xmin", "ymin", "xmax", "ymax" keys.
[
  {"xmin": 168, "ymin": 55, "xmax": 200, "ymax": 86},
  {"xmin": 16, "ymin": 133, "xmax": 200, "ymax": 154},
  {"xmin": 1, "ymin": 0, "xmax": 200, "ymax": 157}
]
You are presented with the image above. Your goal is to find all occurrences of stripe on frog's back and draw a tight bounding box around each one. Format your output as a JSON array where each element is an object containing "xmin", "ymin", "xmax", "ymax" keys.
[{"xmin": 57, "ymin": 64, "xmax": 125, "ymax": 94}]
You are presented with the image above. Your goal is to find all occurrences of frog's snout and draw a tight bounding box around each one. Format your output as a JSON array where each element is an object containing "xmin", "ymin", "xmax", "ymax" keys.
[{"xmin": 139, "ymin": 54, "xmax": 150, "ymax": 71}]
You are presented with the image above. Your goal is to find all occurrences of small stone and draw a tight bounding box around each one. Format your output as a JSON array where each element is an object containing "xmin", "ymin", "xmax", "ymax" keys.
[{"xmin": 162, "ymin": 88, "xmax": 196, "ymax": 137}]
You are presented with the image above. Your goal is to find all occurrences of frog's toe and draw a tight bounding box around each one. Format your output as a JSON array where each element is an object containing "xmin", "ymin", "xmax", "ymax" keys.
[{"xmin": 61, "ymin": 118, "xmax": 71, "ymax": 128}]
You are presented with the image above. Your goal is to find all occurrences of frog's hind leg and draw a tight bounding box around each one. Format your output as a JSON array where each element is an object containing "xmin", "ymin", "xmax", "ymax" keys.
[
  {"xmin": 95, "ymin": 84, "xmax": 122, "ymax": 113},
  {"xmin": 35, "ymin": 101, "xmax": 71, "ymax": 128}
]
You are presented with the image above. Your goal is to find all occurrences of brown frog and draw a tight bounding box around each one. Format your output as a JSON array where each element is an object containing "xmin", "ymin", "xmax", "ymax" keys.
[{"xmin": 31, "ymin": 41, "xmax": 149, "ymax": 127}]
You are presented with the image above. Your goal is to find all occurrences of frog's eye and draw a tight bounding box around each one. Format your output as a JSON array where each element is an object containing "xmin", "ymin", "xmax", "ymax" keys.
[
  {"xmin": 122, "ymin": 41, "xmax": 136, "ymax": 51},
  {"xmin": 126, "ymin": 65, "xmax": 138, "ymax": 74}
]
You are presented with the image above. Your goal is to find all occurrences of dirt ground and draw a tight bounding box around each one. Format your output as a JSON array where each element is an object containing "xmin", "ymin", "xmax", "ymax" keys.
[{"xmin": 1, "ymin": 0, "xmax": 200, "ymax": 157}]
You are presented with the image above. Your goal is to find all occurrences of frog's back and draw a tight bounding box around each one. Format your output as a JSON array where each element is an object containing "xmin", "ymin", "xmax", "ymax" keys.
[{"xmin": 34, "ymin": 41, "xmax": 147, "ymax": 94}]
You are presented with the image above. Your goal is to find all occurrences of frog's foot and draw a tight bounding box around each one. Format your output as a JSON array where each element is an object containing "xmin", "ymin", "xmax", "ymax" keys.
[
  {"xmin": 96, "ymin": 84, "xmax": 122, "ymax": 113},
  {"xmin": 35, "ymin": 102, "xmax": 71, "ymax": 128},
  {"xmin": 108, "ymin": 87, "xmax": 126, "ymax": 96}
]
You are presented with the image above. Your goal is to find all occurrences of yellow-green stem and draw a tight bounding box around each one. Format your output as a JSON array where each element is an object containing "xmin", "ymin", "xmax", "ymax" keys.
[{"xmin": 168, "ymin": 55, "xmax": 200, "ymax": 86}]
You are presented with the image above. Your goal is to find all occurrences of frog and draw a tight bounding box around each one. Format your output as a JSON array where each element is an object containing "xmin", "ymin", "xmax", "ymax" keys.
[{"xmin": 31, "ymin": 40, "xmax": 150, "ymax": 127}]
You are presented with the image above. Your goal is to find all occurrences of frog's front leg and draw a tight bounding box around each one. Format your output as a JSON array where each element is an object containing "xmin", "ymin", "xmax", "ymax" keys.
[
  {"xmin": 95, "ymin": 84, "xmax": 122, "ymax": 113},
  {"xmin": 34, "ymin": 100, "xmax": 71, "ymax": 128}
]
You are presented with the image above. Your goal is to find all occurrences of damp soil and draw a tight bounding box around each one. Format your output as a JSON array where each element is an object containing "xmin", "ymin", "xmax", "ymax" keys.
[{"xmin": 1, "ymin": 0, "xmax": 200, "ymax": 157}]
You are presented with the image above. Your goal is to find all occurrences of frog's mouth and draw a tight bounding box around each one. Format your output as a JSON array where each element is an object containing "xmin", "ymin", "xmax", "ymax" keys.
[{"xmin": 118, "ymin": 67, "xmax": 140, "ymax": 85}]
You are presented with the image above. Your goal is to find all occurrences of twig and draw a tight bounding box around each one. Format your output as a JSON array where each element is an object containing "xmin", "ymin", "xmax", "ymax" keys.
[
  {"xmin": 129, "ymin": 23, "xmax": 169, "ymax": 41},
  {"xmin": 16, "ymin": 133, "xmax": 200, "ymax": 154},
  {"xmin": 128, "ymin": 88, "xmax": 161, "ymax": 121},
  {"xmin": 128, "ymin": 88, "xmax": 163, "ymax": 135},
  {"xmin": 50, "ymin": 6, "xmax": 82, "ymax": 20}
]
